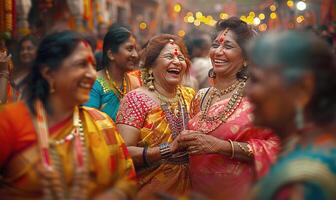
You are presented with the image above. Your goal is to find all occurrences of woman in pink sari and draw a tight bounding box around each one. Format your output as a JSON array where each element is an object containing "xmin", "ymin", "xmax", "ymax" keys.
[{"xmin": 179, "ymin": 17, "xmax": 280, "ymax": 200}]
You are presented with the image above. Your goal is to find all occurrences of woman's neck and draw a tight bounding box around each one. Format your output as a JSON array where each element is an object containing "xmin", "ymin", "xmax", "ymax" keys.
[
  {"xmin": 107, "ymin": 64, "xmax": 125, "ymax": 83},
  {"xmin": 46, "ymin": 95, "xmax": 74, "ymax": 127},
  {"xmin": 153, "ymin": 80, "xmax": 177, "ymax": 98},
  {"xmin": 213, "ymin": 73, "xmax": 237, "ymax": 90}
]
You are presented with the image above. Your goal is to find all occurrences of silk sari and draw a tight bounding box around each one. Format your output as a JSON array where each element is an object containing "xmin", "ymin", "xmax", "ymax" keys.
[
  {"xmin": 116, "ymin": 87, "xmax": 195, "ymax": 200},
  {"xmin": 0, "ymin": 101, "xmax": 136, "ymax": 199},
  {"xmin": 85, "ymin": 70, "xmax": 142, "ymax": 121},
  {"xmin": 188, "ymin": 88, "xmax": 280, "ymax": 200}
]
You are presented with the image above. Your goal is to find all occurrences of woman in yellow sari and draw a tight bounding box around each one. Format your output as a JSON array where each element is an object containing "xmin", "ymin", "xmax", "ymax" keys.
[
  {"xmin": 116, "ymin": 34, "xmax": 195, "ymax": 199},
  {"xmin": 0, "ymin": 31, "xmax": 136, "ymax": 200}
]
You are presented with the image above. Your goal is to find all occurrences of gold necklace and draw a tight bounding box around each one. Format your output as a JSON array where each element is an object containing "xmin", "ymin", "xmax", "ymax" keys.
[
  {"xmin": 212, "ymin": 80, "xmax": 239, "ymax": 97},
  {"xmin": 105, "ymin": 69, "xmax": 127, "ymax": 98},
  {"xmin": 154, "ymin": 88, "xmax": 181, "ymax": 116}
]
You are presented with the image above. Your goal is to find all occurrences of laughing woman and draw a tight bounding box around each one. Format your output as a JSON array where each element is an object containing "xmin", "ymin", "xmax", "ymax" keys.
[
  {"xmin": 85, "ymin": 25, "xmax": 142, "ymax": 121},
  {"xmin": 116, "ymin": 34, "xmax": 195, "ymax": 199},
  {"xmin": 0, "ymin": 31, "xmax": 136, "ymax": 200}
]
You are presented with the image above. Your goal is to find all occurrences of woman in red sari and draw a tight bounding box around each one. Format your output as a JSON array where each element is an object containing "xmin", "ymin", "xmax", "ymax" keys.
[{"xmin": 179, "ymin": 17, "xmax": 280, "ymax": 200}]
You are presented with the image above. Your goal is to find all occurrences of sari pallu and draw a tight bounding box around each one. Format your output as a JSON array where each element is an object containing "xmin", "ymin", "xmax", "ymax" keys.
[
  {"xmin": 85, "ymin": 70, "xmax": 142, "ymax": 121},
  {"xmin": 188, "ymin": 90, "xmax": 280, "ymax": 200},
  {"xmin": 0, "ymin": 102, "xmax": 136, "ymax": 200},
  {"xmin": 116, "ymin": 87, "xmax": 195, "ymax": 200}
]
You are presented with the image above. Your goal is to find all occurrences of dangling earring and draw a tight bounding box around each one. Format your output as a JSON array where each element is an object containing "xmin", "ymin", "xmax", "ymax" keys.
[
  {"xmin": 236, "ymin": 62, "xmax": 248, "ymax": 81},
  {"xmin": 295, "ymin": 105, "xmax": 304, "ymax": 130},
  {"xmin": 49, "ymin": 81, "xmax": 55, "ymax": 94},
  {"xmin": 147, "ymin": 70, "xmax": 155, "ymax": 91},
  {"xmin": 208, "ymin": 68, "xmax": 216, "ymax": 78}
]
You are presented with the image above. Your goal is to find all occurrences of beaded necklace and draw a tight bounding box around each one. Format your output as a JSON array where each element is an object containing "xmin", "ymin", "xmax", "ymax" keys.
[
  {"xmin": 105, "ymin": 68, "xmax": 127, "ymax": 99},
  {"xmin": 197, "ymin": 80, "xmax": 246, "ymax": 133},
  {"xmin": 33, "ymin": 100, "xmax": 89, "ymax": 200},
  {"xmin": 154, "ymin": 87, "xmax": 188, "ymax": 139}
]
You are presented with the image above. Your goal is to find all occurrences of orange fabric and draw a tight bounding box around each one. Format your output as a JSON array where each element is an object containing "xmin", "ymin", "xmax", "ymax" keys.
[{"xmin": 0, "ymin": 101, "xmax": 137, "ymax": 199}]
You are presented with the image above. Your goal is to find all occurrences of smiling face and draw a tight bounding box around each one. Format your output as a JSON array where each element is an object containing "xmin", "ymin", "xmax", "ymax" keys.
[
  {"xmin": 111, "ymin": 36, "xmax": 139, "ymax": 71},
  {"xmin": 50, "ymin": 41, "xmax": 97, "ymax": 106},
  {"xmin": 19, "ymin": 40, "xmax": 37, "ymax": 66},
  {"xmin": 152, "ymin": 42, "xmax": 187, "ymax": 88},
  {"xmin": 210, "ymin": 29, "xmax": 244, "ymax": 77}
]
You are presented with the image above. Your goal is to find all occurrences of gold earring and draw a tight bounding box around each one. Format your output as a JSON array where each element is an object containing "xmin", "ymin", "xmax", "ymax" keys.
[
  {"xmin": 49, "ymin": 81, "xmax": 55, "ymax": 94},
  {"xmin": 147, "ymin": 70, "xmax": 155, "ymax": 91}
]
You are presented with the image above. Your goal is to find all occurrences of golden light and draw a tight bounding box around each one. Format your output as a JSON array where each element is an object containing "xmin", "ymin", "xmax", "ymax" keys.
[
  {"xmin": 178, "ymin": 30, "xmax": 186, "ymax": 37},
  {"xmin": 240, "ymin": 15, "xmax": 247, "ymax": 22},
  {"xmin": 253, "ymin": 17, "xmax": 261, "ymax": 26},
  {"xmin": 174, "ymin": 3, "xmax": 182, "ymax": 13},
  {"xmin": 194, "ymin": 20, "xmax": 201, "ymax": 26},
  {"xmin": 296, "ymin": 1, "xmax": 307, "ymax": 11},
  {"xmin": 187, "ymin": 16, "xmax": 195, "ymax": 23},
  {"xmin": 196, "ymin": 11, "xmax": 203, "ymax": 18},
  {"xmin": 246, "ymin": 16, "xmax": 254, "ymax": 24},
  {"xmin": 296, "ymin": 15, "xmax": 305, "ymax": 23},
  {"xmin": 270, "ymin": 12, "xmax": 277, "ymax": 19},
  {"xmin": 186, "ymin": 12, "xmax": 193, "ymax": 16},
  {"xmin": 258, "ymin": 23, "xmax": 267, "ymax": 32},
  {"xmin": 270, "ymin": 5, "xmax": 276, "ymax": 11},
  {"xmin": 209, "ymin": 19, "xmax": 217, "ymax": 26},
  {"xmin": 219, "ymin": 12, "xmax": 229, "ymax": 20},
  {"xmin": 249, "ymin": 12, "xmax": 255, "ymax": 18},
  {"xmin": 259, "ymin": 13, "xmax": 265, "ymax": 20},
  {"xmin": 183, "ymin": 16, "xmax": 188, "ymax": 23},
  {"xmin": 139, "ymin": 22, "xmax": 147, "ymax": 30},
  {"xmin": 287, "ymin": 0, "xmax": 294, "ymax": 8}
]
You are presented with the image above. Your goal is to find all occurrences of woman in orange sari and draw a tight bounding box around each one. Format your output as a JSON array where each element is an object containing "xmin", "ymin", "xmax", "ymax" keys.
[
  {"xmin": 116, "ymin": 34, "xmax": 195, "ymax": 199},
  {"xmin": 179, "ymin": 17, "xmax": 280, "ymax": 200},
  {"xmin": 0, "ymin": 31, "xmax": 136, "ymax": 200}
]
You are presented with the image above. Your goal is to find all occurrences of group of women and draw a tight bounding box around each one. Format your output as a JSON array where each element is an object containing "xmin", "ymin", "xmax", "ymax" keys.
[{"xmin": 0, "ymin": 17, "xmax": 335, "ymax": 200}]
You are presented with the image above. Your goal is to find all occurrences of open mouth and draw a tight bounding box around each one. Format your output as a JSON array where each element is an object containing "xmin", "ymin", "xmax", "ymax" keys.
[
  {"xmin": 79, "ymin": 80, "xmax": 94, "ymax": 90},
  {"xmin": 214, "ymin": 59, "xmax": 228, "ymax": 65},
  {"xmin": 167, "ymin": 68, "xmax": 181, "ymax": 75}
]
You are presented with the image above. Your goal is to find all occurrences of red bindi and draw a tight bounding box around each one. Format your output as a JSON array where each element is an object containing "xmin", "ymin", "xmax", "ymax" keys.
[
  {"xmin": 174, "ymin": 48, "xmax": 179, "ymax": 56},
  {"xmin": 81, "ymin": 40, "xmax": 90, "ymax": 48},
  {"xmin": 87, "ymin": 55, "xmax": 94, "ymax": 65}
]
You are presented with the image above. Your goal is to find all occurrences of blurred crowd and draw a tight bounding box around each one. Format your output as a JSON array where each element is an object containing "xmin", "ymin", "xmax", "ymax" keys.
[{"xmin": 0, "ymin": 16, "xmax": 335, "ymax": 200}]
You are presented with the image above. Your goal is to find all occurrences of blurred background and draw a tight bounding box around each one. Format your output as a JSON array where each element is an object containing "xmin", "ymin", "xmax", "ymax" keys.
[{"xmin": 0, "ymin": 0, "xmax": 335, "ymax": 45}]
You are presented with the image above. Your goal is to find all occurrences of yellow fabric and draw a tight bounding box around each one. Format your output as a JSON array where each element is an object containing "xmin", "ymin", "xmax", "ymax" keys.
[
  {"xmin": 136, "ymin": 87, "xmax": 195, "ymax": 200},
  {"xmin": 0, "ymin": 103, "xmax": 136, "ymax": 199}
]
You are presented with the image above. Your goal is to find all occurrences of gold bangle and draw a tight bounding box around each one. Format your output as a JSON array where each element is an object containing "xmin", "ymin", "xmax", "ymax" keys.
[
  {"xmin": 228, "ymin": 139, "xmax": 235, "ymax": 159},
  {"xmin": 237, "ymin": 142, "xmax": 253, "ymax": 157}
]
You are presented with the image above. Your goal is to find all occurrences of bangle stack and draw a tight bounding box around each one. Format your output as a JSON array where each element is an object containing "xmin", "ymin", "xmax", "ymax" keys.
[
  {"xmin": 237, "ymin": 142, "xmax": 253, "ymax": 157},
  {"xmin": 159, "ymin": 143, "xmax": 172, "ymax": 160}
]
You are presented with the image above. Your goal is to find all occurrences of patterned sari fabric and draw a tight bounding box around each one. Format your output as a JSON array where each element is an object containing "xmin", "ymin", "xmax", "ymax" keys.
[
  {"xmin": 188, "ymin": 88, "xmax": 280, "ymax": 200},
  {"xmin": 116, "ymin": 87, "xmax": 195, "ymax": 200},
  {"xmin": 85, "ymin": 70, "xmax": 142, "ymax": 121},
  {"xmin": 0, "ymin": 101, "xmax": 136, "ymax": 200},
  {"xmin": 253, "ymin": 133, "xmax": 336, "ymax": 200}
]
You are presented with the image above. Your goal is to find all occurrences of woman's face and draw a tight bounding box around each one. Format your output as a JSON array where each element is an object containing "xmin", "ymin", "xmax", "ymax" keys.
[
  {"xmin": 209, "ymin": 30, "xmax": 244, "ymax": 77},
  {"xmin": 152, "ymin": 42, "xmax": 187, "ymax": 88},
  {"xmin": 51, "ymin": 41, "xmax": 97, "ymax": 106},
  {"xmin": 112, "ymin": 36, "xmax": 139, "ymax": 71},
  {"xmin": 19, "ymin": 40, "xmax": 37, "ymax": 66},
  {"xmin": 246, "ymin": 66, "xmax": 297, "ymax": 132}
]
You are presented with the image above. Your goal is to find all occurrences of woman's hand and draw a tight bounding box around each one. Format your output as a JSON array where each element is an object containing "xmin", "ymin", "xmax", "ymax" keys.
[
  {"xmin": 178, "ymin": 130, "xmax": 226, "ymax": 155},
  {"xmin": 0, "ymin": 50, "xmax": 11, "ymax": 72}
]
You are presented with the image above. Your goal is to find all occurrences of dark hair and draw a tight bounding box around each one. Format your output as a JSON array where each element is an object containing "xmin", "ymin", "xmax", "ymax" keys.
[
  {"xmin": 248, "ymin": 31, "xmax": 336, "ymax": 125},
  {"xmin": 95, "ymin": 51, "xmax": 103, "ymax": 71},
  {"xmin": 25, "ymin": 31, "xmax": 88, "ymax": 115},
  {"xmin": 215, "ymin": 17, "xmax": 255, "ymax": 58},
  {"xmin": 102, "ymin": 26, "xmax": 131, "ymax": 67},
  {"xmin": 142, "ymin": 34, "xmax": 191, "ymax": 72},
  {"xmin": 17, "ymin": 34, "xmax": 39, "ymax": 64}
]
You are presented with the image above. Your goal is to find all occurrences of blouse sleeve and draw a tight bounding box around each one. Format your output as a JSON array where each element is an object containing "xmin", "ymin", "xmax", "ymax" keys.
[
  {"xmin": 116, "ymin": 91, "xmax": 153, "ymax": 129},
  {"xmin": 84, "ymin": 80, "xmax": 102, "ymax": 108}
]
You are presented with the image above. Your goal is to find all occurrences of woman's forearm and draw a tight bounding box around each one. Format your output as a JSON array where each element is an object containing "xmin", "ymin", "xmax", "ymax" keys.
[
  {"xmin": 216, "ymin": 140, "xmax": 253, "ymax": 162},
  {"xmin": 127, "ymin": 146, "xmax": 162, "ymax": 169}
]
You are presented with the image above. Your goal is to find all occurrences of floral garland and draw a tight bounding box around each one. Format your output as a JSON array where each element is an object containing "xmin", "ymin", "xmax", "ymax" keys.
[{"xmin": 0, "ymin": 0, "xmax": 15, "ymax": 38}]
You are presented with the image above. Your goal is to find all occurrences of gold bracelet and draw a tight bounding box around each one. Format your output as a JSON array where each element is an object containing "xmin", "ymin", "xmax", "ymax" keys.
[
  {"xmin": 237, "ymin": 142, "xmax": 253, "ymax": 157},
  {"xmin": 228, "ymin": 139, "xmax": 235, "ymax": 159}
]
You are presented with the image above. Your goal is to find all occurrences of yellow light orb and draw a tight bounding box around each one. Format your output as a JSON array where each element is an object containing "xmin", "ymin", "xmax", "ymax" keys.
[
  {"xmin": 187, "ymin": 16, "xmax": 195, "ymax": 23},
  {"xmin": 196, "ymin": 11, "xmax": 203, "ymax": 18},
  {"xmin": 219, "ymin": 12, "xmax": 229, "ymax": 20},
  {"xmin": 296, "ymin": 15, "xmax": 305, "ymax": 23},
  {"xmin": 247, "ymin": 16, "xmax": 254, "ymax": 24},
  {"xmin": 139, "ymin": 22, "xmax": 147, "ymax": 30},
  {"xmin": 186, "ymin": 12, "xmax": 193, "ymax": 16},
  {"xmin": 183, "ymin": 16, "xmax": 189, "ymax": 23},
  {"xmin": 287, "ymin": 0, "xmax": 294, "ymax": 8},
  {"xmin": 270, "ymin": 5, "xmax": 276, "ymax": 11},
  {"xmin": 270, "ymin": 12, "xmax": 277, "ymax": 19},
  {"xmin": 178, "ymin": 30, "xmax": 186, "ymax": 37},
  {"xmin": 240, "ymin": 15, "xmax": 247, "ymax": 22},
  {"xmin": 194, "ymin": 20, "xmax": 201, "ymax": 26},
  {"xmin": 174, "ymin": 3, "xmax": 181, "ymax": 13},
  {"xmin": 259, "ymin": 13, "xmax": 265, "ymax": 20},
  {"xmin": 249, "ymin": 12, "xmax": 255, "ymax": 18}
]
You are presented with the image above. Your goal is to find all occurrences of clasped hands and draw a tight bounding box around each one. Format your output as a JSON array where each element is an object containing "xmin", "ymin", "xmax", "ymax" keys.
[{"xmin": 171, "ymin": 130, "xmax": 223, "ymax": 155}]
